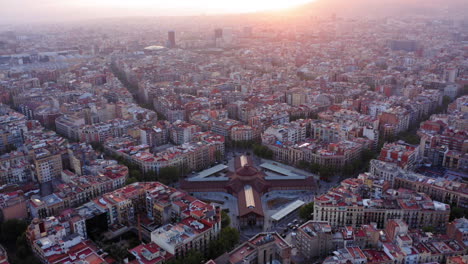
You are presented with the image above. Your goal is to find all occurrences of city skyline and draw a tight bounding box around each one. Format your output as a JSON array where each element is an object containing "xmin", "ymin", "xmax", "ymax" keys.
[
  {"xmin": 1, "ymin": 0, "xmax": 315, "ymax": 24},
  {"xmin": 1, "ymin": 0, "xmax": 467, "ymax": 24}
]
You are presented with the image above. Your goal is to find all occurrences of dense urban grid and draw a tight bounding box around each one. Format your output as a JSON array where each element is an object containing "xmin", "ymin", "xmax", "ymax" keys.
[{"xmin": 0, "ymin": 5, "xmax": 467, "ymax": 264}]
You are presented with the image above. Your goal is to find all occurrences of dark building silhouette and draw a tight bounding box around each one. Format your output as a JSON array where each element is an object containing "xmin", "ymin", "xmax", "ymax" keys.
[
  {"xmin": 167, "ymin": 31, "xmax": 176, "ymax": 48},
  {"xmin": 389, "ymin": 40, "xmax": 419, "ymax": 52},
  {"xmin": 214, "ymin": 28, "xmax": 223, "ymax": 39}
]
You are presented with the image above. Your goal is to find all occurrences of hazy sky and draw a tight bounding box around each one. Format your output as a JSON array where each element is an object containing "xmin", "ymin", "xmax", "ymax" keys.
[{"xmin": 1, "ymin": 0, "xmax": 314, "ymax": 24}]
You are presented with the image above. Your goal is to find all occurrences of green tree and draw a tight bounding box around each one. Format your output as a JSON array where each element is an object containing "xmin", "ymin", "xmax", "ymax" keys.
[
  {"xmin": 462, "ymin": 84, "xmax": 468, "ymax": 95},
  {"xmin": 422, "ymin": 226, "xmax": 435, "ymax": 233},
  {"xmin": 309, "ymin": 163, "xmax": 320, "ymax": 174},
  {"xmin": 129, "ymin": 169, "xmax": 142, "ymax": 181},
  {"xmin": 252, "ymin": 144, "xmax": 273, "ymax": 159},
  {"xmin": 221, "ymin": 210, "xmax": 231, "ymax": 229},
  {"xmin": 16, "ymin": 245, "xmax": 29, "ymax": 259},
  {"xmin": 207, "ymin": 240, "xmax": 225, "ymax": 260},
  {"xmin": 362, "ymin": 149, "xmax": 377, "ymax": 161},
  {"xmin": 0, "ymin": 220, "xmax": 40, "ymax": 264},
  {"xmin": 442, "ymin": 95, "xmax": 451, "ymax": 106},
  {"xmin": 450, "ymin": 207, "xmax": 468, "ymax": 221},
  {"xmin": 434, "ymin": 95, "xmax": 452, "ymax": 114},
  {"xmin": 0, "ymin": 219, "xmax": 27, "ymax": 244},
  {"xmin": 145, "ymin": 170, "xmax": 158, "ymax": 181},
  {"xmin": 396, "ymin": 131, "xmax": 420, "ymax": 145},
  {"xmin": 299, "ymin": 202, "xmax": 314, "ymax": 221},
  {"xmin": 167, "ymin": 250, "xmax": 204, "ymax": 264},
  {"xmin": 125, "ymin": 177, "xmax": 138, "ymax": 185},
  {"xmin": 215, "ymin": 150, "xmax": 223, "ymax": 162},
  {"xmin": 167, "ymin": 226, "xmax": 241, "ymax": 262},
  {"xmin": 184, "ymin": 250, "xmax": 204, "ymax": 264},
  {"xmin": 218, "ymin": 227, "xmax": 240, "ymax": 251},
  {"xmin": 319, "ymin": 166, "xmax": 333, "ymax": 181},
  {"xmin": 290, "ymin": 114, "xmax": 306, "ymax": 122},
  {"xmin": 158, "ymin": 166, "xmax": 181, "ymax": 184},
  {"xmin": 297, "ymin": 160, "xmax": 310, "ymax": 170},
  {"xmin": 2, "ymin": 144, "xmax": 17, "ymax": 154},
  {"xmin": 90, "ymin": 142, "xmax": 104, "ymax": 152},
  {"xmin": 342, "ymin": 164, "xmax": 354, "ymax": 176}
]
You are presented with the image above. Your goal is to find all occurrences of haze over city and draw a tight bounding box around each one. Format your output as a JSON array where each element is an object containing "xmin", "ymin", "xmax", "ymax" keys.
[
  {"xmin": 0, "ymin": 1, "xmax": 467, "ymax": 264},
  {"xmin": 3, "ymin": 0, "xmax": 314, "ymax": 23},
  {"xmin": 2, "ymin": 0, "xmax": 467, "ymax": 24}
]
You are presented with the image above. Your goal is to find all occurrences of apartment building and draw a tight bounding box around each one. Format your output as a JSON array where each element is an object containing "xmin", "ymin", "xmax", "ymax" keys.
[
  {"xmin": 313, "ymin": 178, "xmax": 450, "ymax": 230},
  {"xmin": 295, "ymin": 221, "xmax": 335, "ymax": 259},
  {"xmin": 378, "ymin": 142, "xmax": 420, "ymax": 170},
  {"xmin": 33, "ymin": 149, "xmax": 63, "ymax": 183},
  {"xmin": 212, "ymin": 233, "xmax": 292, "ymax": 264}
]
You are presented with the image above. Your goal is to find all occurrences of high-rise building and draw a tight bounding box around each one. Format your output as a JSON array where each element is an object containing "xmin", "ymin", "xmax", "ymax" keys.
[
  {"xmin": 167, "ymin": 31, "xmax": 176, "ymax": 48},
  {"xmin": 214, "ymin": 28, "xmax": 223, "ymax": 39},
  {"xmin": 33, "ymin": 150, "xmax": 63, "ymax": 183}
]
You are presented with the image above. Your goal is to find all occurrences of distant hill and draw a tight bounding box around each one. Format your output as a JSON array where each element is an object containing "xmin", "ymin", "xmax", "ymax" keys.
[{"xmin": 292, "ymin": 0, "xmax": 468, "ymax": 19}]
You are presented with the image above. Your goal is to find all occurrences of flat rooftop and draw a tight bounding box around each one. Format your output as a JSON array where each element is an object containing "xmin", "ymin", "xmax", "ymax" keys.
[
  {"xmin": 260, "ymin": 162, "xmax": 305, "ymax": 179},
  {"xmin": 188, "ymin": 164, "xmax": 229, "ymax": 182},
  {"xmin": 271, "ymin": 200, "xmax": 305, "ymax": 221}
]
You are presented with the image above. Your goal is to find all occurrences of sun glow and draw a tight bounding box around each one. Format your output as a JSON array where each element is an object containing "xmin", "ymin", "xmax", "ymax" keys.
[{"xmin": 77, "ymin": 0, "xmax": 314, "ymax": 13}]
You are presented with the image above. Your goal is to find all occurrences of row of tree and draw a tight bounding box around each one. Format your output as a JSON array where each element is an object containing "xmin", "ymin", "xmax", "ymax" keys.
[
  {"xmin": 230, "ymin": 140, "xmax": 257, "ymax": 149},
  {"xmin": 125, "ymin": 166, "xmax": 185, "ymax": 186},
  {"xmin": 299, "ymin": 202, "xmax": 314, "ymax": 221},
  {"xmin": 110, "ymin": 61, "xmax": 139, "ymax": 96},
  {"xmin": 111, "ymin": 61, "xmax": 169, "ymax": 120},
  {"xmin": 296, "ymin": 148, "xmax": 378, "ymax": 181},
  {"xmin": 97, "ymin": 149, "xmax": 185, "ymax": 185},
  {"xmin": 297, "ymin": 160, "xmax": 334, "ymax": 180},
  {"xmin": 289, "ymin": 112, "xmax": 318, "ymax": 122},
  {"xmin": 252, "ymin": 144, "xmax": 274, "ymax": 159},
  {"xmin": 450, "ymin": 206, "xmax": 468, "ymax": 221}
]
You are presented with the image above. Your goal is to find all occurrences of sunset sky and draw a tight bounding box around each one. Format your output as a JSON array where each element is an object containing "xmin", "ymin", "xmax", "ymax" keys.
[
  {"xmin": 78, "ymin": 0, "xmax": 314, "ymax": 12},
  {"xmin": 1, "ymin": 0, "xmax": 315, "ymax": 23}
]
